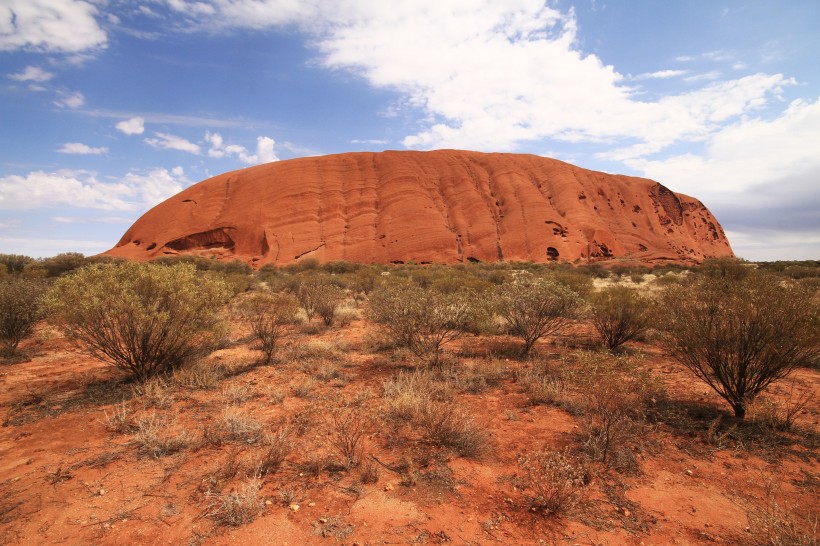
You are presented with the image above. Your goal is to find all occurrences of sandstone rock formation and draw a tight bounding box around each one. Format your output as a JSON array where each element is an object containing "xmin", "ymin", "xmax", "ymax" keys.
[{"xmin": 106, "ymin": 150, "xmax": 733, "ymax": 266}]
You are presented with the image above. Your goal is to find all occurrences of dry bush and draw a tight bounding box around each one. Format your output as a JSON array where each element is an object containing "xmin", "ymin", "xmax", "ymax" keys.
[
  {"xmin": 171, "ymin": 362, "xmax": 226, "ymax": 390},
  {"xmin": 222, "ymin": 381, "xmax": 254, "ymax": 405},
  {"xmin": 588, "ymin": 286, "xmax": 652, "ymax": 351},
  {"xmin": 661, "ymin": 271, "xmax": 819, "ymax": 419},
  {"xmin": 102, "ymin": 401, "xmax": 134, "ymax": 433},
  {"xmin": 359, "ymin": 458, "xmax": 380, "ymax": 484},
  {"xmin": 133, "ymin": 412, "xmax": 190, "ymax": 458},
  {"xmin": 0, "ymin": 277, "xmax": 47, "ymax": 357},
  {"xmin": 328, "ymin": 406, "xmax": 370, "ymax": 469},
  {"xmin": 415, "ymin": 399, "xmax": 489, "ymax": 459},
  {"xmin": 368, "ymin": 283, "xmax": 487, "ymax": 365},
  {"xmin": 257, "ymin": 429, "xmax": 291, "ymax": 476},
  {"xmin": 334, "ymin": 307, "xmax": 360, "ymax": 328},
  {"xmin": 131, "ymin": 376, "xmax": 175, "ymax": 409},
  {"xmin": 293, "ymin": 275, "xmax": 346, "ymax": 325},
  {"xmin": 518, "ymin": 449, "xmax": 587, "ymax": 516},
  {"xmin": 234, "ymin": 290, "xmax": 299, "ymax": 363},
  {"xmin": 747, "ymin": 477, "xmax": 818, "ymax": 546},
  {"xmin": 748, "ymin": 380, "xmax": 813, "ymax": 432},
  {"xmin": 205, "ymin": 407, "xmax": 263, "ymax": 445},
  {"xmin": 382, "ymin": 370, "xmax": 451, "ymax": 422},
  {"xmin": 206, "ymin": 477, "xmax": 263, "ymax": 527},
  {"xmin": 440, "ymin": 359, "xmax": 508, "ymax": 394},
  {"xmin": 494, "ymin": 278, "xmax": 584, "ymax": 356},
  {"xmin": 516, "ymin": 363, "xmax": 566, "ymax": 406},
  {"xmin": 45, "ymin": 262, "xmax": 231, "ymax": 380}
]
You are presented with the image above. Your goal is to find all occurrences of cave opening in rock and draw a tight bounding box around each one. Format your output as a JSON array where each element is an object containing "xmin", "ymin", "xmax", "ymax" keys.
[{"xmin": 546, "ymin": 247, "xmax": 559, "ymax": 260}]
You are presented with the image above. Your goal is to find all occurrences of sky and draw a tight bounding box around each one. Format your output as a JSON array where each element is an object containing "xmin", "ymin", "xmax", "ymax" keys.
[{"xmin": 1, "ymin": 0, "xmax": 819, "ymax": 261}]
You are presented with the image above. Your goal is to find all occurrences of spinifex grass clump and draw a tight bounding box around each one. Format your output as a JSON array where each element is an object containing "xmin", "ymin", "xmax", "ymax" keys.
[
  {"xmin": 588, "ymin": 286, "xmax": 652, "ymax": 352},
  {"xmin": 45, "ymin": 262, "xmax": 231, "ymax": 381}
]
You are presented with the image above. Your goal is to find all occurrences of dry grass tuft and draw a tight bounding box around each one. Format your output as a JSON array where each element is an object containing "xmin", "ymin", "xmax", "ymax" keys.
[{"xmin": 206, "ymin": 477, "xmax": 263, "ymax": 527}]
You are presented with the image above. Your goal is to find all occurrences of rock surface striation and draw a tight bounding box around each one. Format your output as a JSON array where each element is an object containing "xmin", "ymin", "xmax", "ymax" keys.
[{"xmin": 106, "ymin": 150, "xmax": 733, "ymax": 266}]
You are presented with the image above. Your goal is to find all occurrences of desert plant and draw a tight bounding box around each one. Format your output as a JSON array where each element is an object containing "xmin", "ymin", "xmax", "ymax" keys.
[
  {"xmin": 206, "ymin": 477, "xmax": 263, "ymax": 527},
  {"xmin": 0, "ymin": 277, "xmax": 47, "ymax": 356},
  {"xmin": 415, "ymin": 399, "xmax": 489, "ymax": 459},
  {"xmin": 328, "ymin": 406, "xmax": 369, "ymax": 469},
  {"xmin": 257, "ymin": 428, "xmax": 291, "ymax": 475},
  {"xmin": 518, "ymin": 449, "xmax": 587, "ymax": 516},
  {"xmin": 368, "ymin": 283, "xmax": 485, "ymax": 365},
  {"xmin": 292, "ymin": 275, "xmax": 345, "ymax": 325},
  {"xmin": 660, "ymin": 271, "xmax": 819, "ymax": 419},
  {"xmin": 133, "ymin": 412, "xmax": 190, "ymax": 457},
  {"xmin": 588, "ymin": 286, "xmax": 652, "ymax": 351},
  {"xmin": 494, "ymin": 278, "xmax": 584, "ymax": 356},
  {"xmin": 44, "ymin": 262, "xmax": 231, "ymax": 381},
  {"xmin": 747, "ymin": 476, "xmax": 818, "ymax": 546}
]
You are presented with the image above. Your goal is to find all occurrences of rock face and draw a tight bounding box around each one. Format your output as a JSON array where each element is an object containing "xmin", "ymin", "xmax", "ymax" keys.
[{"xmin": 106, "ymin": 150, "xmax": 733, "ymax": 266}]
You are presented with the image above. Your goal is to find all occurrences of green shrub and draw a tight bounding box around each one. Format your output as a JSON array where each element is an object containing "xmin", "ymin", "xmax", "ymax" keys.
[
  {"xmin": 494, "ymin": 278, "xmax": 584, "ymax": 355},
  {"xmin": 292, "ymin": 274, "xmax": 345, "ymax": 325},
  {"xmin": 368, "ymin": 284, "xmax": 486, "ymax": 365},
  {"xmin": 235, "ymin": 290, "xmax": 299, "ymax": 364},
  {"xmin": 588, "ymin": 286, "xmax": 652, "ymax": 351},
  {"xmin": 45, "ymin": 262, "xmax": 231, "ymax": 381},
  {"xmin": 39, "ymin": 252, "xmax": 87, "ymax": 277},
  {"xmin": 0, "ymin": 278, "xmax": 47, "ymax": 356},
  {"xmin": 660, "ymin": 271, "xmax": 819, "ymax": 420}
]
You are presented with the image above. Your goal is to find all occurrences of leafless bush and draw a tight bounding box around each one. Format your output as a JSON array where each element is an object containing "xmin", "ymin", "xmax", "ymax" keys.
[
  {"xmin": 518, "ymin": 449, "xmax": 587, "ymax": 516},
  {"xmin": 328, "ymin": 406, "xmax": 370, "ymax": 469},
  {"xmin": 661, "ymin": 271, "xmax": 819, "ymax": 419},
  {"xmin": 293, "ymin": 275, "xmax": 345, "ymax": 325}
]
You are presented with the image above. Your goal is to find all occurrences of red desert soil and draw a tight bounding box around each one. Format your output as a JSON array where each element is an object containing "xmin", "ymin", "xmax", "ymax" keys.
[
  {"xmin": 1, "ymin": 315, "xmax": 816, "ymax": 545},
  {"xmin": 105, "ymin": 150, "xmax": 733, "ymax": 267}
]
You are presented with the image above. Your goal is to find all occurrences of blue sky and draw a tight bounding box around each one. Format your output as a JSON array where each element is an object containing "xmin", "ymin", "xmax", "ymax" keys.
[{"xmin": 1, "ymin": 0, "xmax": 818, "ymax": 261}]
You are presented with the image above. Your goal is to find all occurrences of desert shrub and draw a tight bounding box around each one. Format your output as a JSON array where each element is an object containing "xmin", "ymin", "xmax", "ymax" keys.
[
  {"xmin": 257, "ymin": 429, "xmax": 292, "ymax": 475},
  {"xmin": 235, "ymin": 290, "xmax": 299, "ymax": 363},
  {"xmin": 747, "ymin": 477, "xmax": 818, "ymax": 546},
  {"xmin": 0, "ymin": 254, "xmax": 35, "ymax": 275},
  {"xmin": 516, "ymin": 364, "xmax": 566, "ymax": 406},
  {"xmin": 518, "ymin": 449, "xmax": 587, "ymax": 516},
  {"xmin": 588, "ymin": 286, "xmax": 652, "ymax": 351},
  {"xmin": 368, "ymin": 283, "xmax": 486, "ymax": 365},
  {"xmin": 133, "ymin": 412, "xmax": 190, "ymax": 457},
  {"xmin": 494, "ymin": 278, "xmax": 584, "ymax": 355},
  {"xmin": 415, "ymin": 399, "xmax": 489, "ymax": 458},
  {"xmin": 328, "ymin": 405, "xmax": 370, "ymax": 469},
  {"xmin": 39, "ymin": 252, "xmax": 87, "ymax": 277},
  {"xmin": 0, "ymin": 277, "xmax": 47, "ymax": 356},
  {"xmin": 292, "ymin": 274, "xmax": 345, "ymax": 325},
  {"xmin": 206, "ymin": 477, "xmax": 262, "ymax": 527},
  {"xmin": 660, "ymin": 271, "xmax": 819, "ymax": 419},
  {"xmin": 45, "ymin": 262, "xmax": 231, "ymax": 381}
]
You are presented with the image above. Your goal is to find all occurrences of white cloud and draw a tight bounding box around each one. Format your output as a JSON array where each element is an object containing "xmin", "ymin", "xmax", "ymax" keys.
[
  {"xmin": 205, "ymin": 132, "xmax": 279, "ymax": 164},
  {"xmin": 116, "ymin": 117, "xmax": 145, "ymax": 135},
  {"xmin": 145, "ymin": 132, "xmax": 201, "ymax": 154},
  {"xmin": 166, "ymin": 1, "xmax": 795, "ymax": 156},
  {"xmin": 626, "ymin": 98, "xmax": 820, "ymax": 204},
  {"xmin": 57, "ymin": 142, "xmax": 108, "ymax": 154},
  {"xmin": 54, "ymin": 90, "xmax": 85, "ymax": 109},
  {"xmin": 633, "ymin": 69, "xmax": 687, "ymax": 80},
  {"xmin": 0, "ymin": 0, "xmax": 107, "ymax": 53},
  {"xmin": 0, "ymin": 167, "xmax": 188, "ymax": 210},
  {"xmin": 0, "ymin": 236, "xmax": 111, "ymax": 258},
  {"xmin": 51, "ymin": 215, "xmax": 131, "ymax": 224},
  {"xmin": 351, "ymin": 138, "xmax": 389, "ymax": 145},
  {"xmin": 8, "ymin": 65, "xmax": 54, "ymax": 82}
]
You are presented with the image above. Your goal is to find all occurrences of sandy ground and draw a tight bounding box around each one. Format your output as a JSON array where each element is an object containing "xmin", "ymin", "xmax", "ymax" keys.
[{"xmin": 1, "ymin": 316, "xmax": 817, "ymax": 545}]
